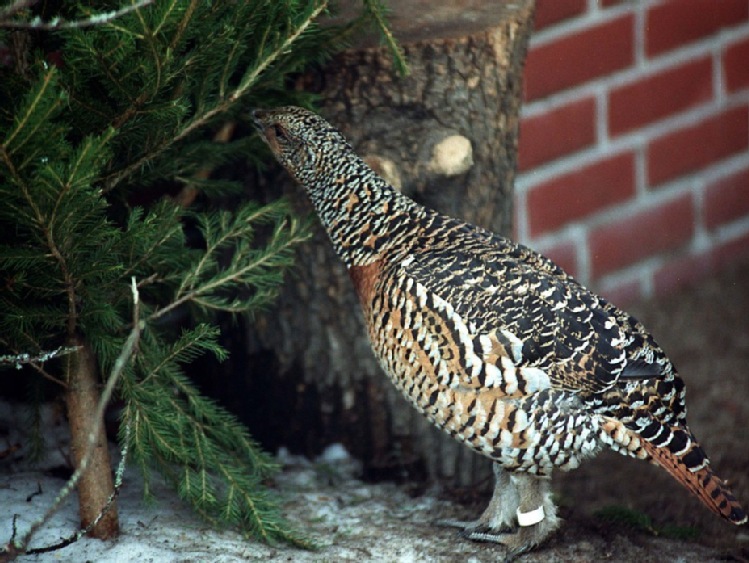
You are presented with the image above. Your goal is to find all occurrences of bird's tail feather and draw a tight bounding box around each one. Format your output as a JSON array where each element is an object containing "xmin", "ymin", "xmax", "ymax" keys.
[
  {"xmin": 602, "ymin": 416, "xmax": 746, "ymax": 524},
  {"xmin": 640, "ymin": 433, "xmax": 747, "ymax": 524}
]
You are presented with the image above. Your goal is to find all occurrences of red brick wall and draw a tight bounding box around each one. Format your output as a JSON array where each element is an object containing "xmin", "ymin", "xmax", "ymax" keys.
[{"xmin": 516, "ymin": 0, "xmax": 749, "ymax": 305}]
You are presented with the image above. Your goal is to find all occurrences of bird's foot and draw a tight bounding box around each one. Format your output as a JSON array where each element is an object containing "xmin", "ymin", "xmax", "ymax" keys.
[
  {"xmin": 436, "ymin": 517, "xmax": 516, "ymax": 535},
  {"xmin": 436, "ymin": 466, "xmax": 559, "ymax": 558},
  {"xmin": 439, "ymin": 471, "xmax": 560, "ymax": 560},
  {"xmin": 449, "ymin": 512, "xmax": 558, "ymax": 562}
]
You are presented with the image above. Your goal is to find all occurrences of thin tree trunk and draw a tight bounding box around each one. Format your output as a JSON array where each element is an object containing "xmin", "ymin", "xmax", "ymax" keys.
[
  {"xmin": 244, "ymin": 0, "xmax": 535, "ymax": 489},
  {"xmin": 64, "ymin": 335, "xmax": 118, "ymax": 539}
]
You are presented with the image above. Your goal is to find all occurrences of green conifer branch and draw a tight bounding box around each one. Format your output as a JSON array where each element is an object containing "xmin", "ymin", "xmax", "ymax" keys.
[
  {"xmin": 167, "ymin": 0, "xmax": 197, "ymax": 52},
  {"xmin": 153, "ymin": 202, "xmax": 311, "ymax": 320},
  {"xmin": 362, "ymin": 0, "xmax": 409, "ymax": 76},
  {"xmin": 103, "ymin": 0, "xmax": 329, "ymax": 193},
  {"xmin": 1, "ymin": 0, "xmax": 406, "ymax": 552},
  {"xmin": 120, "ymin": 330, "xmax": 308, "ymax": 545},
  {"xmin": 119, "ymin": 202, "xmax": 187, "ymax": 282},
  {"xmin": 1, "ymin": 67, "xmax": 63, "ymax": 175}
]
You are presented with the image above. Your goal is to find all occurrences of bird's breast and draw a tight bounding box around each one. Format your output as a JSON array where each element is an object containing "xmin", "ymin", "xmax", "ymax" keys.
[{"xmin": 348, "ymin": 260, "xmax": 383, "ymax": 311}]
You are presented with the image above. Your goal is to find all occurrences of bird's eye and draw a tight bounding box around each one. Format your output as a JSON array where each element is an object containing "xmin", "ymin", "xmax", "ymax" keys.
[{"xmin": 273, "ymin": 123, "xmax": 287, "ymax": 142}]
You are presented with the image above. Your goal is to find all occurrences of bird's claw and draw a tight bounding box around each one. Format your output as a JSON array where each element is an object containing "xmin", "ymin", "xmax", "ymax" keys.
[
  {"xmin": 437, "ymin": 514, "xmax": 556, "ymax": 561},
  {"xmin": 436, "ymin": 517, "xmax": 516, "ymax": 535},
  {"xmin": 464, "ymin": 525, "xmax": 546, "ymax": 562}
]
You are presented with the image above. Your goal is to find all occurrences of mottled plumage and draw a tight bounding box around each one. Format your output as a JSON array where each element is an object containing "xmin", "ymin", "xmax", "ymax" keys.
[{"xmin": 252, "ymin": 106, "xmax": 746, "ymax": 556}]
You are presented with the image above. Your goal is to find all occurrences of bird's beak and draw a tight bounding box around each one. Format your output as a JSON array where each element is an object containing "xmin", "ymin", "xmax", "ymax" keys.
[
  {"xmin": 251, "ymin": 109, "xmax": 280, "ymax": 154},
  {"xmin": 251, "ymin": 109, "xmax": 266, "ymax": 132}
]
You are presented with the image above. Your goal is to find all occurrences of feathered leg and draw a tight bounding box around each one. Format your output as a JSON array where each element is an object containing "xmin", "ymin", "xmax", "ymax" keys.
[
  {"xmin": 501, "ymin": 474, "xmax": 560, "ymax": 558},
  {"xmin": 440, "ymin": 463, "xmax": 519, "ymax": 534},
  {"xmin": 441, "ymin": 466, "xmax": 559, "ymax": 560}
]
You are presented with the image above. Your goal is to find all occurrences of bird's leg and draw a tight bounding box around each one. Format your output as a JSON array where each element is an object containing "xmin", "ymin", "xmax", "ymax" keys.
[
  {"xmin": 500, "ymin": 474, "xmax": 560, "ymax": 558},
  {"xmin": 439, "ymin": 462, "xmax": 519, "ymax": 534},
  {"xmin": 442, "ymin": 468, "xmax": 560, "ymax": 560}
]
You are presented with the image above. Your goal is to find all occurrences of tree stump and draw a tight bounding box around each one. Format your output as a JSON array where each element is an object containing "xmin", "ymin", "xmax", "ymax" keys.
[{"xmin": 244, "ymin": 0, "xmax": 535, "ymax": 488}]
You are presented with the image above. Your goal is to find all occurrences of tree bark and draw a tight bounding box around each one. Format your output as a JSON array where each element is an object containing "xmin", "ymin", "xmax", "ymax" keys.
[
  {"xmin": 245, "ymin": 0, "xmax": 535, "ymax": 488},
  {"xmin": 64, "ymin": 335, "xmax": 118, "ymax": 539}
]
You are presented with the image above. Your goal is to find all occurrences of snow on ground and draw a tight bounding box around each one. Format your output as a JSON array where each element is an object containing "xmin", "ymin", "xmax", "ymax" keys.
[
  {"xmin": 1, "ymin": 378, "xmax": 744, "ymax": 563},
  {"xmin": 0, "ymin": 399, "xmax": 466, "ymax": 562}
]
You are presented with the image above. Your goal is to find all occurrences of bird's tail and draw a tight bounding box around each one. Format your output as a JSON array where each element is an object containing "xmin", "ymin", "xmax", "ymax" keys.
[{"xmin": 601, "ymin": 417, "xmax": 747, "ymax": 524}]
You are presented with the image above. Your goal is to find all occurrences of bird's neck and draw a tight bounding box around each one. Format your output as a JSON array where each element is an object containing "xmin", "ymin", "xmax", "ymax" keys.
[{"xmin": 302, "ymin": 153, "xmax": 421, "ymax": 268}]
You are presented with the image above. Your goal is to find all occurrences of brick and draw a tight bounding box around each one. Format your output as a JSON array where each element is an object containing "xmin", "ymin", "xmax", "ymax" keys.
[
  {"xmin": 534, "ymin": 0, "xmax": 586, "ymax": 31},
  {"xmin": 524, "ymin": 15, "xmax": 634, "ymax": 101},
  {"xmin": 518, "ymin": 97, "xmax": 596, "ymax": 171},
  {"xmin": 705, "ymin": 167, "xmax": 749, "ymax": 230},
  {"xmin": 589, "ymin": 194, "xmax": 694, "ymax": 278},
  {"xmin": 724, "ymin": 35, "xmax": 749, "ymax": 93},
  {"xmin": 646, "ymin": 0, "xmax": 749, "ymax": 57},
  {"xmin": 536, "ymin": 241, "xmax": 579, "ymax": 279},
  {"xmin": 647, "ymin": 106, "xmax": 749, "ymax": 187},
  {"xmin": 653, "ymin": 251, "xmax": 713, "ymax": 296},
  {"xmin": 527, "ymin": 152, "xmax": 635, "ymax": 237},
  {"xmin": 713, "ymin": 231, "xmax": 749, "ymax": 271},
  {"xmin": 608, "ymin": 57, "xmax": 713, "ymax": 137},
  {"xmin": 597, "ymin": 277, "xmax": 642, "ymax": 309}
]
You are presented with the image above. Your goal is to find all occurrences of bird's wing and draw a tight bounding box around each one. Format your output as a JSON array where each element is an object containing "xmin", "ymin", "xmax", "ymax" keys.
[{"xmin": 393, "ymin": 217, "xmax": 670, "ymax": 401}]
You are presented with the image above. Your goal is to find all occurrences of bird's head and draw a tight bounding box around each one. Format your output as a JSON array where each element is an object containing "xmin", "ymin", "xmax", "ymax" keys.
[{"xmin": 252, "ymin": 106, "xmax": 354, "ymax": 186}]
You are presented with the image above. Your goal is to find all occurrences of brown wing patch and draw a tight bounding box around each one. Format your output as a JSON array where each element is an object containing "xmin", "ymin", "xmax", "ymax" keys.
[{"xmin": 348, "ymin": 261, "xmax": 382, "ymax": 310}]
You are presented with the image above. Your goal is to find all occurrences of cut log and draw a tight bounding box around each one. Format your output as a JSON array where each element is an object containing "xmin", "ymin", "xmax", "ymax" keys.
[{"xmin": 245, "ymin": 0, "xmax": 535, "ymax": 488}]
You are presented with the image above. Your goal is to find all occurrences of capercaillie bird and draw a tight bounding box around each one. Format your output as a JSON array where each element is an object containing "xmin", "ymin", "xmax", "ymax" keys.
[{"xmin": 252, "ymin": 106, "xmax": 747, "ymax": 556}]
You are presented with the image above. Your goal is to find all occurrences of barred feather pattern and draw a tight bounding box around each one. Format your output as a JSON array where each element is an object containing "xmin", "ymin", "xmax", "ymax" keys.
[{"xmin": 252, "ymin": 106, "xmax": 747, "ymax": 525}]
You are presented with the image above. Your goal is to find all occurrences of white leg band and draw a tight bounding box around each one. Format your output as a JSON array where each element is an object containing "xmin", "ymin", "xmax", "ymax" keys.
[{"xmin": 517, "ymin": 506, "xmax": 545, "ymax": 527}]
